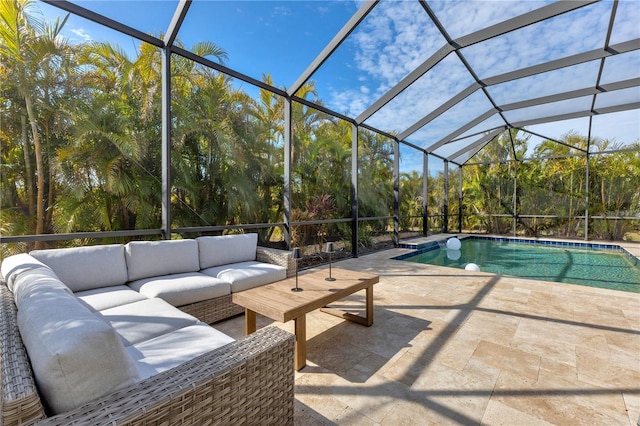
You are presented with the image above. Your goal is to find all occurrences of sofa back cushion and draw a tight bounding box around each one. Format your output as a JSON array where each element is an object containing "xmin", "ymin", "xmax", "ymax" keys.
[
  {"xmin": 1, "ymin": 253, "xmax": 52, "ymax": 292},
  {"xmin": 196, "ymin": 234, "xmax": 257, "ymax": 269},
  {"xmin": 30, "ymin": 244, "xmax": 128, "ymax": 292},
  {"xmin": 12, "ymin": 266, "xmax": 73, "ymax": 308},
  {"xmin": 17, "ymin": 284, "xmax": 140, "ymax": 414},
  {"xmin": 125, "ymin": 239, "xmax": 199, "ymax": 281}
]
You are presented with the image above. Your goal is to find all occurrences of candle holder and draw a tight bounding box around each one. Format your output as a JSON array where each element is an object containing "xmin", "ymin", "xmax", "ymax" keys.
[
  {"xmin": 291, "ymin": 247, "xmax": 303, "ymax": 292},
  {"xmin": 324, "ymin": 242, "xmax": 336, "ymax": 281}
]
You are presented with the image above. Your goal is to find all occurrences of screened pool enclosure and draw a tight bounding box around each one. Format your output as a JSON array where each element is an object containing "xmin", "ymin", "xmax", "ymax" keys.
[{"xmin": 1, "ymin": 0, "xmax": 639, "ymax": 259}]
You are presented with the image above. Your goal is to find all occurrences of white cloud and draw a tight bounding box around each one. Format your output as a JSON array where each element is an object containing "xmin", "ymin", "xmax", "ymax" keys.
[
  {"xmin": 504, "ymin": 96, "xmax": 593, "ymax": 124},
  {"xmin": 591, "ymin": 109, "xmax": 640, "ymax": 145},
  {"xmin": 316, "ymin": 5, "xmax": 330, "ymax": 16},
  {"xmin": 70, "ymin": 27, "xmax": 93, "ymax": 42},
  {"xmin": 610, "ymin": 0, "xmax": 640, "ymax": 44},
  {"xmin": 325, "ymin": 0, "xmax": 638, "ymax": 151},
  {"xmin": 487, "ymin": 60, "xmax": 601, "ymax": 106},
  {"xmin": 272, "ymin": 6, "xmax": 292, "ymax": 17},
  {"xmin": 430, "ymin": 1, "xmax": 555, "ymax": 40},
  {"xmin": 351, "ymin": 1, "xmax": 444, "ymax": 89},
  {"xmin": 365, "ymin": 53, "xmax": 476, "ymax": 133},
  {"xmin": 595, "ymin": 87, "xmax": 640, "ymax": 110},
  {"xmin": 457, "ymin": 114, "xmax": 505, "ymax": 140},
  {"xmin": 601, "ymin": 50, "xmax": 640, "ymax": 83},
  {"xmin": 461, "ymin": 2, "xmax": 612, "ymax": 78},
  {"xmin": 409, "ymin": 90, "xmax": 496, "ymax": 150}
]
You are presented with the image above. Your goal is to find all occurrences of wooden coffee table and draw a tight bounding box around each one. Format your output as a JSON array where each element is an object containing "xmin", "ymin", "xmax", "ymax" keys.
[{"xmin": 232, "ymin": 268, "xmax": 379, "ymax": 370}]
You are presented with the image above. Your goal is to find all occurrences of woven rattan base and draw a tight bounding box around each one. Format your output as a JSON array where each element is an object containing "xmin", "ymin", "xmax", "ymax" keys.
[
  {"xmin": 0, "ymin": 284, "xmax": 47, "ymax": 426},
  {"xmin": 179, "ymin": 294, "xmax": 245, "ymax": 324}
]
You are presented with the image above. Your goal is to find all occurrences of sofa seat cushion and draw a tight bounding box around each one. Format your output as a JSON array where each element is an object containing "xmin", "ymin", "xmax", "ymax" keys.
[
  {"xmin": 17, "ymin": 286, "xmax": 139, "ymax": 415},
  {"xmin": 126, "ymin": 324, "xmax": 235, "ymax": 380},
  {"xmin": 128, "ymin": 272, "xmax": 231, "ymax": 307},
  {"xmin": 125, "ymin": 240, "xmax": 200, "ymax": 281},
  {"xmin": 196, "ymin": 234, "xmax": 258, "ymax": 269},
  {"xmin": 30, "ymin": 244, "xmax": 128, "ymax": 292},
  {"xmin": 75, "ymin": 285, "xmax": 148, "ymax": 311},
  {"xmin": 95, "ymin": 298, "xmax": 199, "ymax": 346},
  {"xmin": 201, "ymin": 261, "xmax": 286, "ymax": 293}
]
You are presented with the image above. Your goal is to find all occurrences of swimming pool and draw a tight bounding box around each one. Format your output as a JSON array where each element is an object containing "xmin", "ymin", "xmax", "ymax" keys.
[{"xmin": 395, "ymin": 237, "xmax": 640, "ymax": 293}]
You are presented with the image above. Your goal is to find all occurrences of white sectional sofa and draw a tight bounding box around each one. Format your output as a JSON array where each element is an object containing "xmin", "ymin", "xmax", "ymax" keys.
[{"xmin": 0, "ymin": 234, "xmax": 295, "ymax": 425}]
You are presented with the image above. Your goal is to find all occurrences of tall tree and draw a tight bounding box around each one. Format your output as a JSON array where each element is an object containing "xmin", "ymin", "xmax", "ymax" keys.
[{"xmin": 1, "ymin": 0, "xmax": 71, "ymax": 246}]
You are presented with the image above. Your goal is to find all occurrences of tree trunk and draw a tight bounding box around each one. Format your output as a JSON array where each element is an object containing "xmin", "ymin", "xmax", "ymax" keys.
[
  {"xmin": 568, "ymin": 171, "xmax": 573, "ymax": 237},
  {"xmin": 45, "ymin": 125, "xmax": 55, "ymax": 229},
  {"xmin": 23, "ymin": 92, "xmax": 45, "ymax": 249},
  {"xmin": 21, "ymin": 115, "xmax": 35, "ymax": 217}
]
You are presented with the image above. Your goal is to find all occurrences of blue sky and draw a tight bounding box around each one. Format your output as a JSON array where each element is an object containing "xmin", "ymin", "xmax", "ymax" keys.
[{"xmin": 37, "ymin": 0, "xmax": 640, "ymax": 174}]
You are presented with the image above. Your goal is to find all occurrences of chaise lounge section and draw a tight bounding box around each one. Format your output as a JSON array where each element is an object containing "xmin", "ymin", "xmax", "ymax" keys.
[{"xmin": 0, "ymin": 234, "xmax": 296, "ymax": 425}]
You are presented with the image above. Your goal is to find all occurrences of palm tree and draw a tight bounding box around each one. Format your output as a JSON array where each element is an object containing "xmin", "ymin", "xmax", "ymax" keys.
[
  {"xmin": 233, "ymin": 75, "xmax": 285, "ymax": 242},
  {"xmin": 172, "ymin": 44, "xmax": 272, "ymax": 230},
  {"xmin": 462, "ymin": 129, "xmax": 524, "ymax": 234},
  {"xmin": 57, "ymin": 40, "xmax": 161, "ymax": 233},
  {"xmin": 588, "ymin": 139, "xmax": 639, "ymax": 239},
  {"xmin": 54, "ymin": 36, "xmax": 230, "ymax": 235},
  {"xmin": 399, "ymin": 170, "xmax": 423, "ymax": 231},
  {"xmin": 531, "ymin": 132, "xmax": 588, "ymax": 236},
  {"xmin": 1, "ymin": 0, "xmax": 72, "ymax": 246},
  {"xmin": 358, "ymin": 129, "xmax": 393, "ymax": 218}
]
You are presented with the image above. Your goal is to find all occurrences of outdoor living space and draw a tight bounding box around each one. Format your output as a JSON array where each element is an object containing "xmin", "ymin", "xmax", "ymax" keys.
[
  {"xmin": 215, "ymin": 237, "xmax": 640, "ymax": 425},
  {"xmin": 2, "ymin": 1, "xmax": 640, "ymax": 424}
]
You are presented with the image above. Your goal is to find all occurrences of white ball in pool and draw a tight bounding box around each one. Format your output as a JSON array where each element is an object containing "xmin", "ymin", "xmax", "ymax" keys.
[
  {"xmin": 465, "ymin": 263, "xmax": 480, "ymax": 272},
  {"xmin": 446, "ymin": 249, "xmax": 461, "ymax": 260},
  {"xmin": 446, "ymin": 237, "xmax": 461, "ymax": 250}
]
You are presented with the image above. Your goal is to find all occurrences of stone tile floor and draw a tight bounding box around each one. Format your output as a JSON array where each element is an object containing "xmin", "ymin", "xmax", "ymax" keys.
[{"xmin": 216, "ymin": 237, "xmax": 640, "ymax": 425}]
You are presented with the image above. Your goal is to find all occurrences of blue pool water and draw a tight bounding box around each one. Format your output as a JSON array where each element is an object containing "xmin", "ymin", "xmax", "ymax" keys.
[{"xmin": 397, "ymin": 237, "xmax": 640, "ymax": 293}]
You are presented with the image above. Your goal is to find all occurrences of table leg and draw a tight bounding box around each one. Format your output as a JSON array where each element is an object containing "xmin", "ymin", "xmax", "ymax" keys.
[
  {"xmin": 365, "ymin": 284, "xmax": 373, "ymax": 326},
  {"xmin": 320, "ymin": 284, "xmax": 374, "ymax": 326},
  {"xmin": 294, "ymin": 314, "xmax": 306, "ymax": 371},
  {"xmin": 245, "ymin": 309, "xmax": 257, "ymax": 335}
]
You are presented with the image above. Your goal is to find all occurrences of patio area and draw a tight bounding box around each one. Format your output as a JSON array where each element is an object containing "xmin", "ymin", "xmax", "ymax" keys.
[
  {"xmin": 216, "ymin": 238, "xmax": 640, "ymax": 425},
  {"xmin": 1, "ymin": 1, "xmax": 639, "ymax": 424}
]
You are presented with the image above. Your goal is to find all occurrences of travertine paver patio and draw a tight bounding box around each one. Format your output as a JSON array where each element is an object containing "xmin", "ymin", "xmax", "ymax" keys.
[{"xmin": 215, "ymin": 237, "xmax": 640, "ymax": 425}]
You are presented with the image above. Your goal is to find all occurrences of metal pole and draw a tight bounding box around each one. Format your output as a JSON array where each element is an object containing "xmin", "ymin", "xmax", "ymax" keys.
[
  {"xmin": 351, "ymin": 123, "xmax": 359, "ymax": 257},
  {"xmin": 513, "ymin": 161, "xmax": 518, "ymax": 236},
  {"xmin": 585, "ymin": 151, "xmax": 590, "ymax": 241},
  {"xmin": 443, "ymin": 160, "xmax": 449, "ymax": 233},
  {"xmin": 507, "ymin": 128, "xmax": 518, "ymax": 237},
  {"xmin": 423, "ymin": 152, "xmax": 428, "ymax": 236},
  {"xmin": 585, "ymin": 114, "xmax": 593, "ymax": 241},
  {"xmin": 161, "ymin": 47, "xmax": 171, "ymax": 239},
  {"xmin": 393, "ymin": 140, "xmax": 400, "ymax": 247},
  {"xmin": 283, "ymin": 97, "xmax": 292, "ymax": 249},
  {"xmin": 458, "ymin": 166, "xmax": 463, "ymax": 233}
]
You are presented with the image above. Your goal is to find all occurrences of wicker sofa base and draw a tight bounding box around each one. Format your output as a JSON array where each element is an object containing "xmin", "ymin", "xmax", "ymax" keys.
[
  {"xmin": 179, "ymin": 294, "xmax": 245, "ymax": 324},
  {"xmin": 0, "ymin": 284, "xmax": 45, "ymax": 425},
  {"xmin": 177, "ymin": 245, "xmax": 295, "ymax": 325},
  {"xmin": 37, "ymin": 327, "xmax": 295, "ymax": 426}
]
